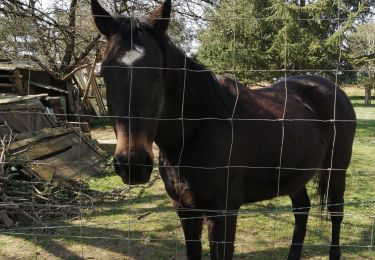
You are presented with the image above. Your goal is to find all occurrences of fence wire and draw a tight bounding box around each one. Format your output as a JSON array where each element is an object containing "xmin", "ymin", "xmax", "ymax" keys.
[{"xmin": 0, "ymin": 0, "xmax": 374, "ymax": 259}]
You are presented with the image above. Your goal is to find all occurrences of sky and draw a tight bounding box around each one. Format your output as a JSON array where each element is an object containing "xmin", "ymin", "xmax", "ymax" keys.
[
  {"xmin": 39, "ymin": 0, "xmax": 54, "ymax": 9},
  {"xmin": 36, "ymin": 0, "xmax": 204, "ymax": 54}
]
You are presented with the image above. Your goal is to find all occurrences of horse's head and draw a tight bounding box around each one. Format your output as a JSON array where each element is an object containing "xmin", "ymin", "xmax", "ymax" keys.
[{"xmin": 91, "ymin": 0, "xmax": 171, "ymax": 184}]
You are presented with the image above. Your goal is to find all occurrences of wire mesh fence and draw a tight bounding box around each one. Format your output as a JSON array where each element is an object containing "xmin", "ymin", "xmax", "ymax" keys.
[{"xmin": 0, "ymin": 0, "xmax": 374, "ymax": 259}]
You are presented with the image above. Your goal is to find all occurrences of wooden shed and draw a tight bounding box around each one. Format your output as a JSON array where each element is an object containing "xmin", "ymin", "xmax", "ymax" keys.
[{"xmin": 0, "ymin": 62, "xmax": 108, "ymax": 120}]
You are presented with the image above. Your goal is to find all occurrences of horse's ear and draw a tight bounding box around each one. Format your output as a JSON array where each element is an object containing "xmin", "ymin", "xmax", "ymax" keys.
[
  {"xmin": 149, "ymin": 0, "xmax": 172, "ymax": 33},
  {"xmin": 91, "ymin": 0, "xmax": 118, "ymax": 37}
]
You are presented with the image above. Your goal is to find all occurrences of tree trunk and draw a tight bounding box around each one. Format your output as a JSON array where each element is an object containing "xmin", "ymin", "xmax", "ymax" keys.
[
  {"xmin": 61, "ymin": 0, "xmax": 78, "ymax": 72},
  {"xmin": 365, "ymin": 84, "xmax": 372, "ymax": 106}
]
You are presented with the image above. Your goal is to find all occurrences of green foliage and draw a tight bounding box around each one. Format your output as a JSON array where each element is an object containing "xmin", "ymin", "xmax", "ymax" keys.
[
  {"xmin": 0, "ymin": 88, "xmax": 374, "ymax": 258},
  {"xmin": 89, "ymin": 117, "xmax": 112, "ymax": 129},
  {"xmin": 198, "ymin": 0, "xmax": 277, "ymax": 83},
  {"xmin": 198, "ymin": 0, "xmax": 372, "ymax": 84},
  {"xmin": 347, "ymin": 23, "xmax": 375, "ymax": 86}
]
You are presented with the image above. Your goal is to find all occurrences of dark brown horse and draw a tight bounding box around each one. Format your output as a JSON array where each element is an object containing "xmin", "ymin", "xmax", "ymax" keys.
[{"xmin": 91, "ymin": 0, "xmax": 356, "ymax": 259}]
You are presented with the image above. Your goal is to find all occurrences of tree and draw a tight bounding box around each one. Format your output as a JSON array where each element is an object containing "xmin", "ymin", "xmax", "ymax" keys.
[
  {"xmin": 0, "ymin": 0, "xmax": 101, "ymax": 77},
  {"xmin": 0, "ymin": 0, "xmax": 213, "ymax": 78},
  {"xmin": 197, "ymin": 0, "xmax": 374, "ymax": 84},
  {"xmin": 347, "ymin": 23, "xmax": 375, "ymax": 105}
]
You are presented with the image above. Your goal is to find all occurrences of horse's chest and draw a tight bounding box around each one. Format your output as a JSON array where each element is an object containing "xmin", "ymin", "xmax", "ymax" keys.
[{"xmin": 159, "ymin": 156, "xmax": 197, "ymax": 208}]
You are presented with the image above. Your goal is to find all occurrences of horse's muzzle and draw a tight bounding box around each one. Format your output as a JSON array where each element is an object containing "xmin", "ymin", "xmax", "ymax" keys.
[{"xmin": 113, "ymin": 150, "xmax": 153, "ymax": 185}]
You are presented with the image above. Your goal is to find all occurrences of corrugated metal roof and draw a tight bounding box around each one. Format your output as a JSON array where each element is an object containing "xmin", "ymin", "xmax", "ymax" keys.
[
  {"xmin": 25, "ymin": 80, "xmax": 68, "ymax": 93},
  {"xmin": 0, "ymin": 94, "xmax": 48, "ymax": 104},
  {"xmin": 0, "ymin": 63, "xmax": 41, "ymax": 71}
]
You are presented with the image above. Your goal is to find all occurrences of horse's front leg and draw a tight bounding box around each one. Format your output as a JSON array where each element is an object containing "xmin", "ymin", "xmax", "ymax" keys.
[
  {"xmin": 206, "ymin": 211, "xmax": 238, "ymax": 260},
  {"xmin": 176, "ymin": 208, "xmax": 204, "ymax": 260}
]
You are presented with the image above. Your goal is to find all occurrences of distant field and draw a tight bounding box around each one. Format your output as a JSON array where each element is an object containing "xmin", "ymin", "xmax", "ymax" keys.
[{"xmin": 0, "ymin": 87, "xmax": 374, "ymax": 259}]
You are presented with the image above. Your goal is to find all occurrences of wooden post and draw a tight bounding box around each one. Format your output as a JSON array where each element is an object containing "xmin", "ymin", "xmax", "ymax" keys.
[
  {"xmin": 66, "ymin": 80, "xmax": 77, "ymax": 116},
  {"xmin": 80, "ymin": 56, "xmax": 98, "ymax": 107},
  {"xmin": 13, "ymin": 69, "xmax": 23, "ymax": 95}
]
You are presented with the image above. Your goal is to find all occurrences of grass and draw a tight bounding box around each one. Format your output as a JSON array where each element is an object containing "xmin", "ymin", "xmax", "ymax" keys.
[
  {"xmin": 89, "ymin": 117, "xmax": 112, "ymax": 129},
  {"xmin": 0, "ymin": 87, "xmax": 374, "ymax": 259}
]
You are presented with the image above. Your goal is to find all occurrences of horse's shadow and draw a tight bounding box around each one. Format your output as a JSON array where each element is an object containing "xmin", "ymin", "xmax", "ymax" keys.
[
  {"xmin": 2, "ymin": 175, "xmax": 373, "ymax": 259},
  {"xmin": 8, "ymin": 224, "xmax": 184, "ymax": 259},
  {"xmin": 4, "ymin": 213, "xmax": 373, "ymax": 259}
]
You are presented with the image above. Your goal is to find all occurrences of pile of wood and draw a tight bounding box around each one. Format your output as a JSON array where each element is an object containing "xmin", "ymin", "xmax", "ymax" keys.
[
  {"xmin": 0, "ymin": 169, "xmax": 128, "ymax": 227},
  {"xmin": 0, "ymin": 76, "xmax": 119, "ymax": 227}
]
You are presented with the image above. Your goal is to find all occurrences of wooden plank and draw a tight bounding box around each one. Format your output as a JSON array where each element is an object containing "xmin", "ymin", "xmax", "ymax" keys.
[
  {"xmin": 0, "ymin": 93, "xmax": 16, "ymax": 98},
  {"xmin": 66, "ymin": 121, "xmax": 91, "ymax": 133},
  {"xmin": 0, "ymin": 94, "xmax": 48, "ymax": 105},
  {"xmin": 0, "ymin": 95, "xmax": 59, "ymax": 137},
  {"xmin": 79, "ymin": 62, "xmax": 107, "ymax": 116},
  {"xmin": 91, "ymin": 76, "xmax": 107, "ymax": 116},
  {"xmin": 27, "ymin": 134, "xmax": 107, "ymax": 182},
  {"xmin": 13, "ymin": 133, "xmax": 78, "ymax": 161},
  {"xmin": 70, "ymin": 126, "xmax": 108, "ymax": 159},
  {"xmin": 27, "ymin": 80, "xmax": 68, "ymax": 94},
  {"xmin": 0, "ymin": 83, "xmax": 15, "ymax": 88},
  {"xmin": 72, "ymin": 74, "xmax": 97, "ymax": 116},
  {"xmin": 0, "ymin": 103, "xmax": 44, "ymax": 112},
  {"xmin": 80, "ymin": 58, "xmax": 97, "ymax": 106},
  {"xmin": 10, "ymin": 128, "xmax": 73, "ymax": 151},
  {"xmin": 10, "ymin": 127, "xmax": 107, "ymax": 159},
  {"xmin": 4, "ymin": 109, "xmax": 56, "ymax": 135},
  {"xmin": 0, "ymin": 75, "xmax": 22, "ymax": 78},
  {"xmin": 30, "ymin": 146, "xmax": 104, "ymax": 182}
]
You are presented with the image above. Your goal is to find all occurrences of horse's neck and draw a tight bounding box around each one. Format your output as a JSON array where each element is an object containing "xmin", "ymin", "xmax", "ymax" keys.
[
  {"xmin": 154, "ymin": 50, "xmax": 203, "ymax": 163},
  {"xmin": 154, "ymin": 46, "xmax": 238, "ymax": 163},
  {"xmin": 154, "ymin": 69, "xmax": 198, "ymax": 164}
]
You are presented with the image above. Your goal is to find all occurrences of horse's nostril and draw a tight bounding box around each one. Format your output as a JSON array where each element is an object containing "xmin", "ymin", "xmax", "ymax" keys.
[
  {"xmin": 114, "ymin": 154, "xmax": 128, "ymax": 165},
  {"xmin": 112, "ymin": 150, "xmax": 153, "ymax": 185},
  {"xmin": 113, "ymin": 157, "xmax": 120, "ymax": 172}
]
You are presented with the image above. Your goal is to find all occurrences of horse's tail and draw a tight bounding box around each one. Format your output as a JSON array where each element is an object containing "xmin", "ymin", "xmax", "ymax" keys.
[{"xmin": 316, "ymin": 172, "xmax": 328, "ymax": 212}]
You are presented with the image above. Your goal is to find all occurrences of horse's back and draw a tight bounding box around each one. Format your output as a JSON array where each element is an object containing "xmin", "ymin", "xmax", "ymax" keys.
[
  {"xmin": 280, "ymin": 75, "xmax": 356, "ymax": 166},
  {"xmin": 238, "ymin": 75, "xmax": 357, "ymax": 200},
  {"xmin": 275, "ymin": 75, "xmax": 356, "ymax": 121},
  {"xmin": 177, "ymin": 74, "xmax": 357, "ymax": 205}
]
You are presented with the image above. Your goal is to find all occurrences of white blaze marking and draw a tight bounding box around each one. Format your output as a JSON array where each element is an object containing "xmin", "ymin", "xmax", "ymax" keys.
[{"xmin": 119, "ymin": 45, "xmax": 145, "ymax": 65}]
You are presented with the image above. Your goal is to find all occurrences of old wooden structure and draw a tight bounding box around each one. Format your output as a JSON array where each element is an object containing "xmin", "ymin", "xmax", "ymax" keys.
[
  {"xmin": 0, "ymin": 62, "xmax": 107, "ymax": 118},
  {"xmin": 0, "ymin": 61, "xmax": 109, "ymax": 184}
]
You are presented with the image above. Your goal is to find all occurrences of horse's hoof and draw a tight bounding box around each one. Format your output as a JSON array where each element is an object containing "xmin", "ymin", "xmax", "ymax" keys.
[
  {"xmin": 287, "ymin": 254, "xmax": 301, "ymax": 260},
  {"xmin": 329, "ymin": 248, "xmax": 341, "ymax": 260},
  {"xmin": 287, "ymin": 248, "xmax": 302, "ymax": 260}
]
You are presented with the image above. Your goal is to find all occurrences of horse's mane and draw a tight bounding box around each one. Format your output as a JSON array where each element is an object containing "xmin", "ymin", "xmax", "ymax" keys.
[{"xmin": 161, "ymin": 36, "xmax": 234, "ymax": 119}]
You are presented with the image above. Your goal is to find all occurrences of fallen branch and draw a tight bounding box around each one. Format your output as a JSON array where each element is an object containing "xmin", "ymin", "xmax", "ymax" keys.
[
  {"xmin": 0, "ymin": 166, "xmax": 129, "ymax": 226},
  {"xmin": 0, "ymin": 122, "xmax": 13, "ymax": 176},
  {"xmin": 22, "ymin": 55, "xmax": 60, "ymax": 81},
  {"xmin": 137, "ymin": 211, "xmax": 152, "ymax": 220},
  {"xmin": 61, "ymin": 63, "xmax": 93, "ymax": 81}
]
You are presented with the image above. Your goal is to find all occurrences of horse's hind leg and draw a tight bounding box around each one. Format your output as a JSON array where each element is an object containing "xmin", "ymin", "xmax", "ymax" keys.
[
  {"xmin": 177, "ymin": 209, "xmax": 204, "ymax": 260},
  {"xmin": 288, "ymin": 186, "xmax": 311, "ymax": 260},
  {"xmin": 207, "ymin": 211, "xmax": 238, "ymax": 260},
  {"xmin": 326, "ymin": 170, "xmax": 346, "ymax": 260}
]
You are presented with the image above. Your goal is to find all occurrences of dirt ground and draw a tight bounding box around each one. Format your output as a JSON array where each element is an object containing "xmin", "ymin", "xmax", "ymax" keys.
[{"xmin": 91, "ymin": 126, "xmax": 116, "ymax": 140}]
